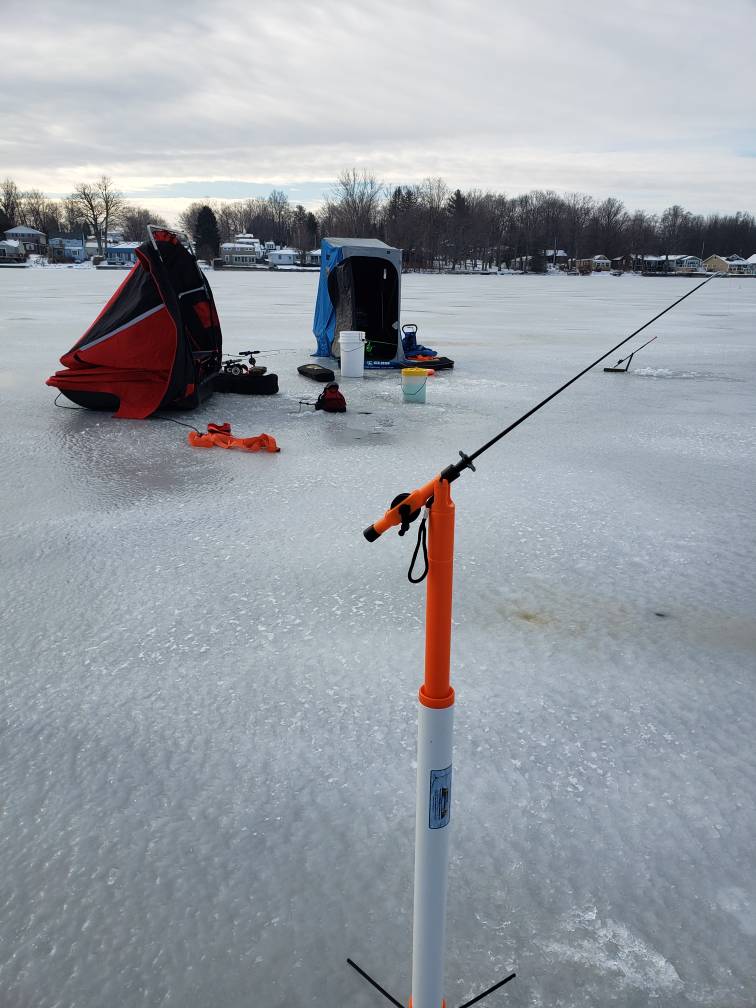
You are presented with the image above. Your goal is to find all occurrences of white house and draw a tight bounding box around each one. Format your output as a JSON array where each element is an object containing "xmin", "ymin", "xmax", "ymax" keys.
[
  {"xmin": 723, "ymin": 254, "xmax": 755, "ymax": 275},
  {"xmin": 306, "ymin": 248, "xmax": 322, "ymax": 266},
  {"xmin": 591, "ymin": 254, "xmax": 611, "ymax": 270},
  {"xmin": 219, "ymin": 233, "xmax": 264, "ymax": 265},
  {"xmin": 641, "ymin": 253, "xmax": 703, "ymax": 273},
  {"xmin": 4, "ymin": 225, "xmax": 46, "ymax": 253},
  {"xmin": 220, "ymin": 242, "xmax": 260, "ymax": 265},
  {"xmin": 268, "ymin": 247, "xmax": 298, "ymax": 267},
  {"xmin": 575, "ymin": 254, "xmax": 611, "ymax": 271},
  {"xmin": 0, "ymin": 239, "xmax": 25, "ymax": 261}
]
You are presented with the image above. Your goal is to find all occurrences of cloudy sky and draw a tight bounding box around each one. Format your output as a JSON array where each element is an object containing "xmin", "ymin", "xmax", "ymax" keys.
[{"xmin": 3, "ymin": 0, "xmax": 755, "ymax": 223}]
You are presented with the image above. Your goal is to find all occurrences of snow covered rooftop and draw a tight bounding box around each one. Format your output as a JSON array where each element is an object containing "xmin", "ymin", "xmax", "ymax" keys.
[{"xmin": 326, "ymin": 236, "xmax": 397, "ymax": 249}]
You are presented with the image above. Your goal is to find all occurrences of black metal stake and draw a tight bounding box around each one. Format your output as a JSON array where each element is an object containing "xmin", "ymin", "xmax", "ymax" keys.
[
  {"xmin": 457, "ymin": 971, "xmax": 517, "ymax": 1008},
  {"xmin": 346, "ymin": 958, "xmax": 405, "ymax": 1008}
]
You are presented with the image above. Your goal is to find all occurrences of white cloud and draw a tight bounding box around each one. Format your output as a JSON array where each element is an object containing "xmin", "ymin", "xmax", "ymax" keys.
[{"xmin": 1, "ymin": 0, "xmax": 754, "ymax": 220}]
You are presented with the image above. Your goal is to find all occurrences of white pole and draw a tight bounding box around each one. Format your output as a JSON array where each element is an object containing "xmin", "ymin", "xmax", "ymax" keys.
[{"xmin": 411, "ymin": 701, "xmax": 454, "ymax": 1008}]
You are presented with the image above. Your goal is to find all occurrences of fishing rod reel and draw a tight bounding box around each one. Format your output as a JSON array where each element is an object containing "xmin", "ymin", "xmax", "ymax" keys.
[
  {"xmin": 366, "ymin": 452, "xmax": 478, "ymax": 585},
  {"xmin": 365, "ymin": 453, "xmax": 477, "ymax": 543}
]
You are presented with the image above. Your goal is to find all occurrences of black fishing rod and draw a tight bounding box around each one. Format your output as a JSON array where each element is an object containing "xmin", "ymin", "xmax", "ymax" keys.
[
  {"xmin": 436, "ymin": 270, "xmax": 721, "ymax": 486},
  {"xmin": 358, "ymin": 271, "xmax": 722, "ymax": 1008},
  {"xmin": 365, "ymin": 270, "xmax": 722, "ymax": 539}
]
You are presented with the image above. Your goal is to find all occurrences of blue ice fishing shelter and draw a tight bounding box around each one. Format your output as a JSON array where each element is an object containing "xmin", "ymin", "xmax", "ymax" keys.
[{"xmin": 312, "ymin": 237, "xmax": 403, "ymax": 367}]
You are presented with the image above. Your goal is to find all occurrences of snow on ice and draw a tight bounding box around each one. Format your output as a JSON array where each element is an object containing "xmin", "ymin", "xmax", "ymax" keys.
[{"xmin": 0, "ymin": 269, "xmax": 754, "ymax": 1007}]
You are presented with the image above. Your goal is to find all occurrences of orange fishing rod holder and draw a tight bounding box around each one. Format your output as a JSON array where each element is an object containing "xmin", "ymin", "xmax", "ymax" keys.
[
  {"xmin": 364, "ymin": 472, "xmax": 457, "ymax": 709},
  {"xmin": 360, "ymin": 455, "xmax": 517, "ymax": 1008}
]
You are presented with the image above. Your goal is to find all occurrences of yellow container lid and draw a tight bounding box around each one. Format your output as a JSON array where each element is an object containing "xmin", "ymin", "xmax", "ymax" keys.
[{"xmin": 401, "ymin": 367, "xmax": 432, "ymax": 376}]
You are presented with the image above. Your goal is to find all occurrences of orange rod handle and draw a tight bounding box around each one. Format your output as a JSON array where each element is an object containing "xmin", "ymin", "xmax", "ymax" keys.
[{"xmin": 363, "ymin": 475, "xmax": 439, "ymax": 541}]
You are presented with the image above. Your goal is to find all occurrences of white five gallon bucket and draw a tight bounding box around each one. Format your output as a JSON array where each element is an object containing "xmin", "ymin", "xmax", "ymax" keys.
[
  {"xmin": 401, "ymin": 367, "xmax": 433, "ymax": 404},
  {"xmin": 339, "ymin": 330, "xmax": 365, "ymax": 378}
]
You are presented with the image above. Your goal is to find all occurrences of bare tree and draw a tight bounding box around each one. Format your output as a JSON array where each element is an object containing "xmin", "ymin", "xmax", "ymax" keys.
[
  {"xmin": 20, "ymin": 190, "xmax": 60, "ymax": 233},
  {"xmin": 1, "ymin": 178, "xmax": 21, "ymax": 228},
  {"xmin": 267, "ymin": 189, "xmax": 291, "ymax": 245},
  {"xmin": 323, "ymin": 169, "xmax": 383, "ymax": 236},
  {"xmin": 563, "ymin": 192, "xmax": 594, "ymax": 262},
  {"xmin": 592, "ymin": 196, "xmax": 627, "ymax": 259},
  {"xmin": 70, "ymin": 183, "xmax": 106, "ymax": 254},
  {"xmin": 417, "ymin": 177, "xmax": 449, "ymax": 268},
  {"xmin": 121, "ymin": 206, "xmax": 169, "ymax": 242},
  {"xmin": 97, "ymin": 177, "xmax": 126, "ymax": 255},
  {"xmin": 60, "ymin": 196, "xmax": 84, "ymax": 233},
  {"xmin": 69, "ymin": 177, "xmax": 125, "ymax": 254},
  {"xmin": 626, "ymin": 209, "xmax": 658, "ymax": 266}
]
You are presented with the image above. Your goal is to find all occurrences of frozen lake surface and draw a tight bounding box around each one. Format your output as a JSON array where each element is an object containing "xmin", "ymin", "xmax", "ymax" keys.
[{"xmin": 1, "ymin": 268, "xmax": 754, "ymax": 1007}]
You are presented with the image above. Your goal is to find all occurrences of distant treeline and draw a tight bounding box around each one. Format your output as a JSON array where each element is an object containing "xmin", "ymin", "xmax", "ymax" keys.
[
  {"xmin": 0, "ymin": 176, "xmax": 170, "ymax": 254},
  {"xmin": 3, "ymin": 170, "xmax": 755, "ymax": 268}
]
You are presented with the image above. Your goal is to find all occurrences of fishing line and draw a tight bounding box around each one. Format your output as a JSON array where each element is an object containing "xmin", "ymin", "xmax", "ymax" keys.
[{"xmin": 442, "ymin": 271, "xmax": 721, "ymax": 482}]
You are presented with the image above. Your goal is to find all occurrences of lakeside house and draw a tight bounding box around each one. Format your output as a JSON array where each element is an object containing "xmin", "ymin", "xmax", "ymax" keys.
[
  {"xmin": 703, "ymin": 254, "xmax": 729, "ymax": 272},
  {"xmin": 0, "ymin": 238, "xmax": 25, "ymax": 262},
  {"xmin": 544, "ymin": 248, "xmax": 568, "ymax": 265},
  {"xmin": 4, "ymin": 225, "xmax": 46, "ymax": 253},
  {"xmin": 575, "ymin": 254, "xmax": 611, "ymax": 271},
  {"xmin": 609, "ymin": 253, "xmax": 704, "ymax": 273},
  {"xmin": 511, "ymin": 250, "xmax": 569, "ymax": 270},
  {"xmin": 723, "ymin": 254, "xmax": 754, "ymax": 275},
  {"xmin": 642, "ymin": 253, "xmax": 704, "ymax": 273},
  {"xmin": 703, "ymin": 253, "xmax": 756, "ymax": 274},
  {"xmin": 268, "ymin": 247, "xmax": 298, "ymax": 267},
  {"xmin": 106, "ymin": 242, "xmax": 140, "ymax": 265},
  {"xmin": 48, "ymin": 233, "xmax": 87, "ymax": 263},
  {"xmin": 220, "ymin": 233, "xmax": 264, "ymax": 266}
]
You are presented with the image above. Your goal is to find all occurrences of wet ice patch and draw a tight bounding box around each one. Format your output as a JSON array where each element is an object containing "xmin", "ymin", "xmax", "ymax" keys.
[
  {"xmin": 632, "ymin": 367, "xmax": 740, "ymax": 381},
  {"xmin": 543, "ymin": 906, "xmax": 684, "ymax": 994}
]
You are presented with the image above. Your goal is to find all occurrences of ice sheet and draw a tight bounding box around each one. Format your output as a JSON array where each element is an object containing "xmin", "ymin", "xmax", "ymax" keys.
[{"xmin": 1, "ymin": 269, "xmax": 754, "ymax": 1007}]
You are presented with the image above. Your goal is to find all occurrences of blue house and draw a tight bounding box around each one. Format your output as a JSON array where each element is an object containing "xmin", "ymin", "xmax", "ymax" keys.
[
  {"xmin": 106, "ymin": 242, "xmax": 140, "ymax": 265},
  {"xmin": 48, "ymin": 233, "xmax": 88, "ymax": 263}
]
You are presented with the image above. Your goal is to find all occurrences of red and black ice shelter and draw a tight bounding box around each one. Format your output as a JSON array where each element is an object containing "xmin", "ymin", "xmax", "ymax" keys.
[{"xmin": 47, "ymin": 227, "xmax": 222, "ymax": 418}]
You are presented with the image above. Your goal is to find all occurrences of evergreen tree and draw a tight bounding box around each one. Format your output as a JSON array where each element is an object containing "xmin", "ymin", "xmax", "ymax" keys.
[
  {"xmin": 446, "ymin": 189, "xmax": 469, "ymax": 268},
  {"xmin": 194, "ymin": 205, "xmax": 220, "ymax": 261}
]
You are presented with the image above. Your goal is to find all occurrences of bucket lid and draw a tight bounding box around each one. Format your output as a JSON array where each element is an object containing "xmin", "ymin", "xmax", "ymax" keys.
[{"xmin": 402, "ymin": 367, "xmax": 432, "ymax": 376}]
